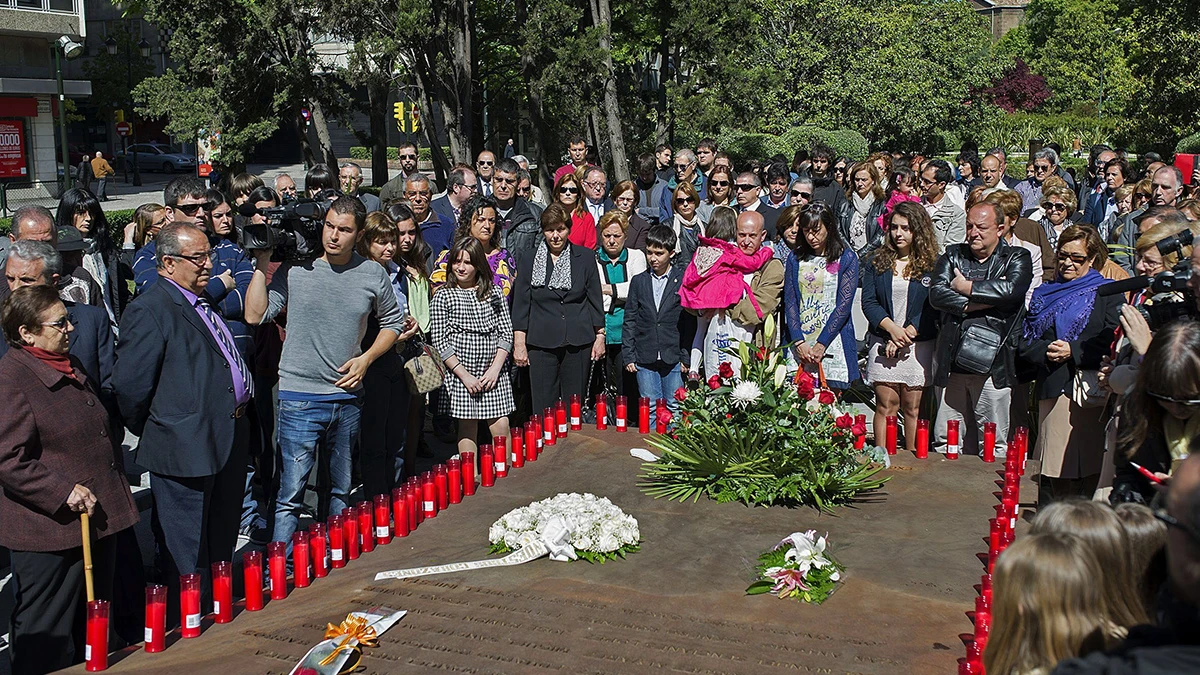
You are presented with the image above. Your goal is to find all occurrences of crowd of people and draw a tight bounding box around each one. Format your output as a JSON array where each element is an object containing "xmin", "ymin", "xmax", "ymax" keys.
[{"xmin": 2, "ymin": 135, "xmax": 1200, "ymax": 674}]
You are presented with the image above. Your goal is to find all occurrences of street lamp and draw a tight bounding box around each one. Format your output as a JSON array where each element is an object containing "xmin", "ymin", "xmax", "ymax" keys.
[
  {"xmin": 54, "ymin": 35, "xmax": 83, "ymax": 191},
  {"xmin": 106, "ymin": 33, "xmax": 151, "ymax": 186}
]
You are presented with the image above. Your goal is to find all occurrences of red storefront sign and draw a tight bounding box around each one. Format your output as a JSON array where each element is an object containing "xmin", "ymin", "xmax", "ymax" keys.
[{"xmin": 0, "ymin": 120, "xmax": 28, "ymax": 179}]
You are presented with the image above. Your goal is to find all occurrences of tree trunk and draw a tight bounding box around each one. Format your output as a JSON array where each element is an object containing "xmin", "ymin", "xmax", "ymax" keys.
[
  {"xmin": 367, "ymin": 78, "xmax": 389, "ymax": 187},
  {"xmin": 412, "ymin": 60, "xmax": 450, "ymax": 187},
  {"xmin": 309, "ymin": 98, "xmax": 339, "ymax": 168},
  {"xmin": 591, "ymin": 0, "xmax": 629, "ymax": 181},
  {"xmin": 654, "ymin": 8, "xmax": 671, "ymax": 145},
  {"xmin": 293, "ymin": 108, "xmax": 317, "ymax": 168}
]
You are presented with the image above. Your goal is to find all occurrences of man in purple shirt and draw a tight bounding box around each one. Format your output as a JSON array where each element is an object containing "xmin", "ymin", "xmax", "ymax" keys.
[{"xmin": 115, "ymin": 222, "xmax": 251, "ymax": 609}]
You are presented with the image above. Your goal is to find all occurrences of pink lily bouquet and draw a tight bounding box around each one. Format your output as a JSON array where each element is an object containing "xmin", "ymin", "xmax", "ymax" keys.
[{"xmin": 746, "ymin": 531, "xmax": 844, "ymax": 604}]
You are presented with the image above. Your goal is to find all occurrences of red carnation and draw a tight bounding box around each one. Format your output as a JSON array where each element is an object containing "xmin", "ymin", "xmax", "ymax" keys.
[
  {"xmin": 818, "ymin": 390, "xmax": 836, "ymax": 405},
  {"xmin": 674, "ymin": 386, "xmax": 688, "ymax": 402},
  {"xmin": 835, "ymin": 414, "xmax": 853, "ymax": 429},
  {"xmin": 718, "ymin": 362, "xmax": 735, "ymax": 379},
  {"xmin": 756, "ymin": 346, "xmax": 768, "ymax": 361},
  {"xmin": 707, "ymin": 375, "xmax": 721, "ymax": 390}
]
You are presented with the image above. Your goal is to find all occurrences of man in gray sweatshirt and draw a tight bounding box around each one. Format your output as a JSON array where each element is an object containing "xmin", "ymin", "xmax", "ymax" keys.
[{"xmin": 245, "ymin": 196, "xmax": 408, "ymax": 549}]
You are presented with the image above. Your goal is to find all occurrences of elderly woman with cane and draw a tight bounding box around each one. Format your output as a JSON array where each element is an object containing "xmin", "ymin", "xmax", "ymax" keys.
[{"xmin": 0, "ymin": 285, "xmax": 138, "ymax": 674}]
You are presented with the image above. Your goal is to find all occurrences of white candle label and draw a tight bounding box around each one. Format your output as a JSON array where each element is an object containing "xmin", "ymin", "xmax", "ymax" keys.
[
  {"xmin": 423, "ymin": 500, "xmax": 434, "ymax": 511},
  {"xmin": 570, "ymin": 417, "xmax": 580, "ymax": 425},
  {"xmin": 185, "ymin": 613, "xmax": 200, "ymax": 629},
  {"xmin": 375, "ymin": 526, "xmax": 389, "ymax": 538},
  {"xmin": 85, "ymin": 645, "xmax": 91, "ymax": 660},
  {"xmin": 543, "ymin": 431, "xmax": 552, "ymax": 440},
  {"xmin": 214, "ymin": 600, "xmax": 222, "ymax": 615},
  {"xmin": 332, "ymin": 549, "xmax": 343, "ymax": 561},
  {"xmin": 947, "ymin": 444, "xmax": 960, "ymax": 456},
  {"xmin": 145, "ymin": 627, "xmax": 154, "ymax": 643},
  {"xmin": 558, "ymin": 424, "xmax": 567, "ymax": 433},
  {"xmin": 494, "ymin": 461, "xmax": 504, "ymax": 472},
  {"xmin": 617, "ymin": 421, "xmax": 626, "ymax": 429}
]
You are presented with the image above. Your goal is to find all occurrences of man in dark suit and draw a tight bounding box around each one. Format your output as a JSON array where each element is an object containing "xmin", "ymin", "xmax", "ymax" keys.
[
  {"xmin": 431, "ymin": 166, "xmax": 478, "ymax": 225},
  {"xmin": 621, "ymin": 224, "xmax": 687, "ymax": 414},
  {"xmin": 114, "ymin": 222, "xmax": 251, "ymax": 597}
]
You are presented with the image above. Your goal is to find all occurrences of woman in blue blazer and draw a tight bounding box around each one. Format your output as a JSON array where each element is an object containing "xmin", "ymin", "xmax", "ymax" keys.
[{"xmin": 860, "ymin": 201, "xmax": 939, "ymax": 454}]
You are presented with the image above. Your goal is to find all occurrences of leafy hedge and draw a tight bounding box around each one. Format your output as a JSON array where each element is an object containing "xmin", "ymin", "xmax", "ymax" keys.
[
  {"xmin": 717, "ymin": 126, "xmax": 870, "ymax": 166},
  {"xmin": 974, "ymin": 113, "xmax": 1129, "ymax": 155},
  {"xmin": 1176, "ymin": 132, "xmax": 1200, "ymax": 155},
  {"xmin": 348, "ymin": 146, "xmax": 449, "ymax": 162}
]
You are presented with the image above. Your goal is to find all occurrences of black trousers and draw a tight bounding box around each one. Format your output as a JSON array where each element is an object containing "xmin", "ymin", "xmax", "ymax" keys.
[
  {"xmin": 9, "ymin": 535, "xmax": 117, "ymax": 675},
  {"xmin": 149, "ymin": 415, "xmax": 248, "ymax": 618},
  {"xmin": 360, "ymin": 365, "xmax": 411, "ymax": 496},
  {"xmin": 601, "ymin": 343, "xmax": 639, "ymax": 398},
  {"xmin": 528, "ymin": 344, "xmax": 591, "ymax": 415}
]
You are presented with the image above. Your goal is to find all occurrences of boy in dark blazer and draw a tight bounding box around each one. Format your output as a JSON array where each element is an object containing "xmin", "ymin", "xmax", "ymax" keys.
[{"xmin": 622, "ymin": 224, "xmax": 687, "ymax": 415}]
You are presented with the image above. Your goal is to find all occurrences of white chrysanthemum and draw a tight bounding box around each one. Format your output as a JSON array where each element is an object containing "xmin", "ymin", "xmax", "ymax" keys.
[
  {"xmin": 489, "ymin": 493, "xmax": 639, "ymax": 555},
  {"xmin": 729, "ymin": 381, "xmax": 763, "ymax": 408}
]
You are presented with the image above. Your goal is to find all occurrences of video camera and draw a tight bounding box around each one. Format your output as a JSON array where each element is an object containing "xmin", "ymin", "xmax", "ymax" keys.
[
  {"xmin": 236, "ymin": 189, "xmax": 339, "ymax": 258},
  {"xmin": 1097, "ymin": 227, "xmax": 1197, "ymax": 330}
]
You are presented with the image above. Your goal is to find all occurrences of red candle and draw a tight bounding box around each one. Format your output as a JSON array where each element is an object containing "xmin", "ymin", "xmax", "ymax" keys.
[
  {"xmin": 494, "ymin": 438, "xmax": 508, "ymax": 478},
  {"xmin": 85, "ymin": 599, "xmax": 109, "ymax": 671},
  {"xmin": 211, "ymin": 561, "xmax": 233, "ymax": 623},
  {"xmin": 653, "ymin": 398, "xmax": 667, "ymax": 433},
  {"xmin": 854, "ymin": 432, "xmax": 865, "ymax": 450},
  {"xmin": 638, "ymin": 396, "xmax": 651, "ymax": 434},
  {"xmin": 596, "ymin": 394, "xmax": 608, "ymax": 430},
  {"xmin": 373, "ymin": 494, "xmax": 392, "ymax": 545},
  {"xmin": 393, "ymin": 487, "xmax": 410, "ymax": 536},
  {"xmin": 556, "ymin": 400, "xmax": 568, "ymax": 438},
  {"xmin": 289, "ymin": 533, "xmax": 307, "ymax": 586},
  {"xmin": 357, "ymin": 502, "xmax": 375, "ymax": 553},
  {"xmin": 543, "ymin": 408, "xmax": 557, "ymax": 446},
  {"xmin": 510, "ymin": 431, "xmax": 524, "ymax": 469},
  {"xmin": 405, "ymin": 478, "xmax": 421, "ymax": 529},
  {"xmin": 448, "ymin": 458, "xmax": 464, "ymax": 503},
  {"xmin": 342, "ymin": 507, "xmax": 359, "ymax": 560},
  {"xmin": 616, "ymin": 395, "xmax": 628, "ymax": 431},
  {"xmin": 328, "ymin": 515, "xmax": 345, "ymax": 569},
  {"xmin": 461, "ymin": 451, "xmax": 476, "ymax": 495},
  {"xmin": 180, "ymin": 573, "xmax": 202, "ymax": 638},
  {"xmin": 144, "ymin": 584, "xmax": 167, "ymax": 651},
  {"xmin": 434, "ymin": 465, "xmax": 450, "ymax": 508},
  {"xmin": 982, "ymin": 422, "xmax": 997, "ymax": 463},
  {"xmin": 570, "ymin": 394, "xmax": 582, "ymax": 430},
  {"xmin": 480, "ymin": 446, "xmax": 496, "ymax": 487},
  {"xmin": 885, "ymin": 415, "xmax": 898, "ymax": 455},
  {"xmin": 989, "ymin": 517, "xmax": 1001, "ymax": 553},
  {"xmin": 243, "ymin": 552, "xmax": 264, "ymax": 612},
  {"xmin": 975, "ymin": 595, "xmax": 991, "ymax": 623},
  {"xmin": 1015, "ymin": 426, "xmax": 1029, "ymax": 475},
  {"xmin": 422, "ymin": 472, "xmax": 438, "ymax": 518},
  {"xmin": 946, "ymin": 419, "xmax": 960, "ymax": 459},
  {"xmin": 916, "ymin": 419, "xmax": 929, "ymax": 459},
  {"xmin": 310, "ymin": 522, "xmax": 328, "ymax": 579},
  {"xmin": 268, "ymin": 541, "xmax": 288, "ymax": 600}
]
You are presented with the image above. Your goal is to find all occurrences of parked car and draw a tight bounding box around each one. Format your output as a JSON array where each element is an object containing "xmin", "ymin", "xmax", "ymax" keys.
[{"xmin": 113, "ymin": 144, "xmax": 197, "ymax": 173}]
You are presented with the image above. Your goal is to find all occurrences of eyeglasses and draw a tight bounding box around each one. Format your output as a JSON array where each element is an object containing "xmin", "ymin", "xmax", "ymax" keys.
[
  {"xmin": 919, "ymin": 176, "xmax": 939, "ymax": 187},
  {"xmin": 675, "ymin": 197, "xmax": 696, "ymax": 205},
  {"xmin": 790, "ymin": 191, "xmax": 812, "ymax": 199},
  {"xmin": 1155, "ymin": 508, "xmax": 1200, "ymax": 545},
  {"xmin": 516, "ymin": 186, "xmax": 532, "ymax": 196},
  {"xmin": 493, "ymin": 176, "xmax": 517, "ymax": 185},
  {"xmin": 460, "ymin": 183, "xmax": 478, "ymax": 193},
  {"xmin": 734, "ymin": 184, "xmax": 758, "ymax": 191},
  {"xmin": 1056, "ymin": 252, "xmax": 1091, "ymax": 264},
  {"xmin": 41, "ymin": 317, "xmax": 71, "ymax": 331},
  {"xmin": 175, "ymin": 202, "xmax": 211, "ymax": 216},
  {"xmin": 673, "ymin": 163, "xmax": 693, "ymax": 172},
  {"xmin": 170, "ymin": 250, "xmax": 215, "ymax": 267},
  {"xmin": 1034, "ymin": 163, "xmax": 1052, "ymax": 173},
  {"xmin": 1044, "ymin": 202, "xmax": 1069, "ymax": 212},
  {"xmin": 405, "ymin": 191, "xmax": 431, "ymax": 198},
  {"xmin": 583, "ymin": 180, "xmax": 605, "ymax": 189},
  {"xmin": 710, "ymin": 180, "xmax": 729, "ymax": 187},
  {"xmin": 398, "ymin": 154, "xmax": 417, "ymax": 160},
  {"xmin": 1147, "ymin": 391, "xmax": 1200, "ymax": 406},
  {"xmin": 477, "ymin": 160, "xmax": 493, "ymax": 166}
]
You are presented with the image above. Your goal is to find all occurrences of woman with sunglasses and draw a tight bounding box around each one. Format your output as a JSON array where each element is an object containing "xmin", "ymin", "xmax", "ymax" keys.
[
  {"xmin": 697, "ymin": 165, "xmax": 734, "ymax": 226},
  {"xmin": 552, "ymin": 171, "xmax": 596, "ymax": 249},
  {"xmin": 0, "ymin": 285, "xmax": 139, "ymax": 673},
  {"xmin": 1038, "ymin": 184, "xmax": 1078, "ymax": 251},
  {"xmin": 668, "ymin": 182, "xmax": 702, "ymax": 269},
  {"xmin": 1019, "ymin": 225, "xmax": 1121, "ymax": 505}
]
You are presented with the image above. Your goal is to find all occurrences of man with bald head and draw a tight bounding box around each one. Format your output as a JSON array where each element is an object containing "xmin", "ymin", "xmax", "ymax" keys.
[
  {"xmin": 980, "ymin": 154, "xmax": 1009, "ymax": 192},
  {"xmin": 724, "ymin": 211, "xmax": 784, "ymax": 345},
  {"xmin": 476, "ymin": 150, "xmax": 497, "ymax": 197},
  {"xmin": 929, "ymin": 202, "xmax": 1032, "ymax": 458}
]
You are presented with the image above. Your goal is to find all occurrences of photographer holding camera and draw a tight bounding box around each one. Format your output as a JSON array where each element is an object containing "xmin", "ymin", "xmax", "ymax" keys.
[{"xmin": 244, "ymin": 195, "xmax": 408, "ymax": 551}]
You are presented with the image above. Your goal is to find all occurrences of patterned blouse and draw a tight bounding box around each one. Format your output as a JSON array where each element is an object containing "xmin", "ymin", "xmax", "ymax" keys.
[{"xmin": 430, "ymin": 246, "xmax": 517, "ymax": 301}]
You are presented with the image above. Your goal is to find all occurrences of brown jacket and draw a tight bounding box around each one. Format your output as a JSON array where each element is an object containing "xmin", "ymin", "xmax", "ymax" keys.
[
  {"xmin": 91, "ymin": 157, "xmax": 114, "ymax": 178},
  {"xmin": 729, "ymin": 257, "xmax": 785, "ymax": 345},
  {"xmin": 1014, "ymin": 217, "xmax": 1055, "ymax": 282},
  {"xmin": 0, "ymin": 348, "xmax": 138, "ymax": 552}
]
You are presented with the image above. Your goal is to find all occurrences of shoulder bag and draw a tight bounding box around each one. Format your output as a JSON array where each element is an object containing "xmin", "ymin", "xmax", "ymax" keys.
[{"xmin": 403, "ymin": 335, "xmax": 448, "ymax": 394}]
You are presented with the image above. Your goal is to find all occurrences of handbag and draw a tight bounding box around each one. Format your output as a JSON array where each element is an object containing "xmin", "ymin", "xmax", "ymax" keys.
[
  {"xmin": 403, "ymin": 336, "xmax": 448, "ymax": 394},
  {"xmin": 580, "ymin": 360, "xmax": 615, "ymax": 425},
  {"xmin": 1071, "ymin": 367, "xmax": 1109, "ymax": 409},
  {"xmin": 954, "ymin": 321, "xmax": 1004, "ymax": 375}
]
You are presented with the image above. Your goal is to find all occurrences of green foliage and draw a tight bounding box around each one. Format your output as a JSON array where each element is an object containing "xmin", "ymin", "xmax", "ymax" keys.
[
  {"xmin": 1176, "ymin": 133, "xmax": 1200, "ymax": 155},
  {"xmin": 1122, "ymin": 0, "xmax": 1200, "ymax": 148},
  {"xmin": 639, "ymin": 321, "xmax": 887, "ymax": 511},
  {"xmin": 81, "ymin": 30, "xmax": 155, "ymax": 123},
  {"xmin": 716, "ymin": 126, "xmax": 868, "ymax": 165},
  {"xmin": 746, "ymin": 539, "xmax": 844, "ymax": 604},
  {"xmin": 970, "ymin": 113, "xmax": 1128, "ymax": 155},
  {"xmin": 348, "ymin": 146, "xmax": 450, "ymax": 162}
]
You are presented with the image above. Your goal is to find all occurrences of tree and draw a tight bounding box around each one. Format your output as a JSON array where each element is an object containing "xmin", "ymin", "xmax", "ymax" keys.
[
  {"xmin": 976, "ymin": 59, "xmax": 1052, "ymax": 113},
  {"xmin": 81, "ymin": 30, "xmax": 155, "ymax": 125},
  {"xmin": 1120, "ymin": 0, "xmax": 1200, "ymax": 146}
]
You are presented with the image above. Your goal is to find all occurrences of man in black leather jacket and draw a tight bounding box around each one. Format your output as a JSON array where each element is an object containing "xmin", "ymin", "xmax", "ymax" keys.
[{"xmin": 928, "ymin": 202, "xmax": 1033, "ymax": 456}]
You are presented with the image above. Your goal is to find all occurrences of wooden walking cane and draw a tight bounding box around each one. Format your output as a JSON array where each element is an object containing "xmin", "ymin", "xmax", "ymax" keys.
[{"xmin": 81, "ymin": 512, "xmax": 95, "ymax": 603}]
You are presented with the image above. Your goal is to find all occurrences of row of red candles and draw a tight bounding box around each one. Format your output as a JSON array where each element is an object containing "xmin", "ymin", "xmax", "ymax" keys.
[
  {"xmin": 957, "ymin": 425, "xmax": 1030, "ymax": 675},
  {"xmin": 81, "ymin": 393, "xmax": 670, "ymax": 671},
  {"xmin": 868, "ymin": 415, "xmax": 1005, "ymax": 463}
]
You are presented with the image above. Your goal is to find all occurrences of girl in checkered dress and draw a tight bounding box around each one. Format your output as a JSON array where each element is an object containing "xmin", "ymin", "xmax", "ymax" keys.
[{"xmin": 430, "ymin": 237, "xmax": 515, "ymax": 457}]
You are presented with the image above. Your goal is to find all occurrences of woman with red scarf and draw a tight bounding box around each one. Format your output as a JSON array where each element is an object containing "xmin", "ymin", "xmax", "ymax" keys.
[{"xmin": 0, "ymin": 285, "xmax": 138, "ymax": 674}]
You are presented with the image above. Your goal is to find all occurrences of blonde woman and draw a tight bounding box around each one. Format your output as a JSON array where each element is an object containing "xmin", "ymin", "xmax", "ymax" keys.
[{"xmin": 984, "ymin": 533, "xmax": 1124, "ymax": 675}]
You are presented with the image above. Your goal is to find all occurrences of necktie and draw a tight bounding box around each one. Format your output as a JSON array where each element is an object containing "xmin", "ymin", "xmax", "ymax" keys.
[{"xmin": 197, "ymin": 297, "xmax": 254, "ymax": 400}]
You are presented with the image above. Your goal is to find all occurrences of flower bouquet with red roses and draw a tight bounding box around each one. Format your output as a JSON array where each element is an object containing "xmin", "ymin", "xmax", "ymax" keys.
[{"xmin": 639, "ymin": 316, "xmax": 887, "ymax": 510}]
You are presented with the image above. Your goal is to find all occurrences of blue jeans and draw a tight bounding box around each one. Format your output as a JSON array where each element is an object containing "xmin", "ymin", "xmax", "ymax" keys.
[
  {"xmin": 272, "ymin": 398, "xmax": 362, "ymax": 551},
  {"xmin": 634, "ymin": 361, "xmax": 684, "ymax": 417}
]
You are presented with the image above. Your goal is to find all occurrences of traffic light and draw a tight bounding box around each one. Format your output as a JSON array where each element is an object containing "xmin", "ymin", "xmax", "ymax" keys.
[
  {"xmin": 115, "ymin": 109, "xmax": 125, "ymax": 123},
  {"xmin": 410, "ymin": 105, "xmax": 420, "ymax": 134},
  {"xmin": 394, "ymin": 101, "xmax": 413, "ymax": 133}
]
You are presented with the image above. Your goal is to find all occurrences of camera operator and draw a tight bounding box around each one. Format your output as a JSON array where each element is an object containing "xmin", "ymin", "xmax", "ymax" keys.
[
  {"xmin": 1116, "ymin": 212, "xmax": 1197, "ymax": 358},
  {"xmin": 244, "ymin": 195, "xmax": 405, "ymax": 551}
]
